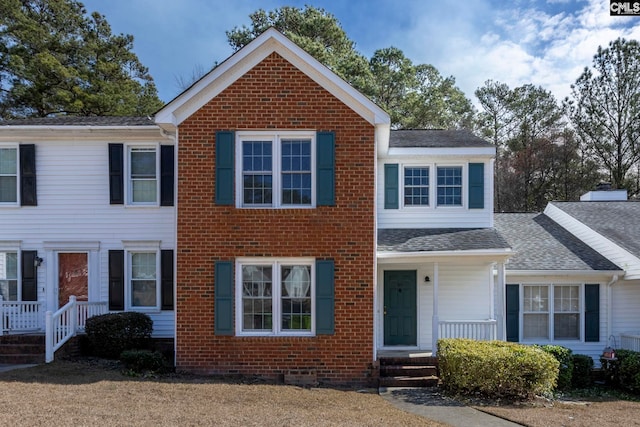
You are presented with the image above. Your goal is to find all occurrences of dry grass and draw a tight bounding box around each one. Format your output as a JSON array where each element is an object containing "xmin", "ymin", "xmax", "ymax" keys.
[{"xmin": 0, "ymin": 359, "xmax": 445, "ymax": 427}]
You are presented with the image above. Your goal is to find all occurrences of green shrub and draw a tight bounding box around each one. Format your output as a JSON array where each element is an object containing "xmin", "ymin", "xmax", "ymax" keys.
[
  {"xmin": 616, "ymin": 349, "xmax": 640, "ymax": 393},
  {"xmin": 85, "ymin": 312, "xmax": 153, "ymax": 359},
  {"xmin": 438, "ymin": 338, "xmax": 559, "ymax": 399},
  {"xmin": 571, "ymin": 354, "xmax": 594, "ymax": 389},
  {"xmin": 535, "ymin": 345, "xmax": 573, "ymax": 390},
  {"xmin": 120, "ymin": 350, "xmax": 169, "ymax": 374}
]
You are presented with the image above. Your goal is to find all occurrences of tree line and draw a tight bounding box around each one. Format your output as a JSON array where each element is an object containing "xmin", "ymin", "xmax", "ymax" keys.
[{"xmin": 2, "ymin": 2, "xmax": 639, "ymax": 211}]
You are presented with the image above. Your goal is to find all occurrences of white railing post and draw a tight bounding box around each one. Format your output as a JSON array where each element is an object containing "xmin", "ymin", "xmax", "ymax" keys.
[
  {"xmin": 45, "ymin": 310, "xmax": 53, "ymax": 363},
  {"xmin": 0, "ymin": 295, "xmax": 4, "ymax": 336},
  {"xmin": 69, "ymin": 296, "xmax": 77, "ymax": 335}
]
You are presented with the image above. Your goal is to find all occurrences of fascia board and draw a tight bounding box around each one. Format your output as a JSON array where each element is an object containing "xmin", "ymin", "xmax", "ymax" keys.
[
  {"xmin": 0, "ymin": 126, "xmax": 172, "ymax": 142},
  {"xmin": 385, "ymin": 147, "xmax": 496, "ymax": 158}
]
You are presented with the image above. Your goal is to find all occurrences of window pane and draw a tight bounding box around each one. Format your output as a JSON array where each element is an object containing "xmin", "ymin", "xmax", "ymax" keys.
[
  {"xmin": 243, "ymin": 175, "xmax": 273, "ymax": 205},
  {"xmin": 0, "ymin": 148, "xmax": 17, "ymax": 175},
  {"xmin": 281, "ymin": 265, "xmax": 311, "ymax": 331},
  {"xmin": 554, "ymin": 314, "xmax": 579, "ymax": 340},
  {"xmin": 130, "ymin": 148, "xmax": 157, "ymax": 203},
  {"xmin": 132, "ymin": 180, "xmax": 157, "ymax": 203},
  {"xmin": 436, "ymin": 167, "xmax": 462, "ymax": 206},
  {"xmin": 404, "ymin": 167, "xmax": 429, "ymax": 206},
  {"xmin": 554, "ymin": 286, "xmax": 579, "ymax": 312},
  {"xmin": 281, "ymin": 140, "xmax": 311, "ymax": 206},
  {"xmin": 524, "ymin": 285, "xmax": 548, "ymax": 312},
  {"xmin": 131, "ymin": 253, "xmax": 156, "ymax": 308},
  {"xmin": 243, "ymin": 141, "xmax": 273, "ymax": 205},
  {"xmin": 242, "ymin": 265, "xmax": 273, "ymax": 331},
  {"xmin": 0, "ymin": 252, "xmax": 18, "ymax": 301},
  {"xmin": 0, "ymin": 176, "xmax": 17, "ymax": 203},
  {"xmin": 523, "ymin": 313, "xmax": 549, "ymax": 339}
]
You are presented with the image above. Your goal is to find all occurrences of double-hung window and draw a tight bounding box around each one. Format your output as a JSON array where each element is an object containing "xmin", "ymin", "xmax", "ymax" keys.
[
  {"xmin": 0, "ymin": 146, "xmax": 18, "ymax": 204},
  {"xmin": 128, "ymin": 251, "xmax": 159, "ymax": 310},
  {"xmin": 237, "ymin": 259, "xmax": 314, "ymax": 336},
  {"xmin": 404, "ymin": 167, "xmax": 429, "ymax": 206},
  {"xmin": 0, "ymin": 251, "xmax": 18, "ymax": 301},
  {"xmin": 128, "ymin": 146, "xmax": 158, "ymax": 205},
  {"xmin": 436, "ymin": 166, "xmax": 462, "ymax": 206},
  {"xmin": 238, "ymin": 132, "xmax": 314, "ymax": 208},
  {"xmin": 523, "ymin": 284, "xmax": 580, "ymax": 341}
]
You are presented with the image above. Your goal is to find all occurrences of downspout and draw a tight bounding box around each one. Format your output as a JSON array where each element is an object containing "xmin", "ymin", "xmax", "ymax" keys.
[{"xmin": 606, "ymin": 275, "xmax": 619, "ymax": 347}]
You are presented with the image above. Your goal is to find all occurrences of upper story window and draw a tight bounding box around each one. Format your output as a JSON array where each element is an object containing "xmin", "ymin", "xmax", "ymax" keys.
[
  {"xmin": 0, "ymin": 147, "xmax": 18, "ymax": 204},
  {"xmin": 128, "ymin": 146, "xmax": 158, "ymax": 205},
  {"xmin": 436, "ymin": 166, "xmax": 462, "ymax": 206},
  {"xmin": 237, "ymin": 132, "xmax": 315, "ymax": 208},
  {"xmin": 404, "ymin": 166, "xmax": 429, "ymax": 206}
]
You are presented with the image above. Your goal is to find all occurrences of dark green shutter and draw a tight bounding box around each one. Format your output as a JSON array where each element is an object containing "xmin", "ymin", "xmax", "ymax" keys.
[
  {"xmin": 316, "ymin": 260, "xmax": 335, "ymax": 335},
  {"xmin": 108, "ymin": 250, "xmax": 125, "ymax": 311},
  {"xmin": 21, "ymin": 251, "xmax": 37, "ymax": 301},
  {"xmin": 506, "ymin": 284, "xmax": 519, "ymax": 342},
  {"xmin": 316, "ymin": 131, "xmax": 335, "ymax": 206},
  {"xmin": 468, "ymin": 163, "xmax": 484, "ymax": 209},
  {"xmin": 161, "ymin": 250, "xmax": 174, "ymax": 310},
  {"xmin": 160, "ymin": 146, "xmax": 175, "ymax": 207},
  {"xmin": 19, "ymin": 145, "xmax": 37, "ymax": 206},
  {"xmin": 215, "ymin": 131, "xmax": 234, "ymax": 205},
  {"xmin": 108, "ymin": 144, "xmax": 124, "ymax": 205},
  {"xmin": 585, "ymin": 284, "xmax": 600, "ymax": 342},
  {"xmin": 215, "ymin": 261, "xmax": 234, "ymax": 335},
  {"xmin": 384, "ymin": 164, "xmax": 399, "ymax": 209}
]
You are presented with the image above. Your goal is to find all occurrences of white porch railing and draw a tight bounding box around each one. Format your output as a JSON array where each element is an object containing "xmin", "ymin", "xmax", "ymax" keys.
[
  {"xmin": 438, "ymin": 319, "xmax": 497, "ymax": 341},
  {"xmin": 620, "ymin": 333, "xmax": 640, "ymax": 352},
  {"xmin": 45, "ymin": 296, "xmax": 108, "ymax": 363},
  {"xmin": 0, "ymin": 296, "xmax": 43, "ymax": 334}
]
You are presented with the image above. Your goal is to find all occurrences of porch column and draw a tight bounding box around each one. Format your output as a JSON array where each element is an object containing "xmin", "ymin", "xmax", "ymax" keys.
[
  {"xmin": 431, "ymin": 262, "xmax": 439, "ymax": 354},
  {"xmin": 495, "ymin": 262, "xmax": 506, "ymax": 340}
]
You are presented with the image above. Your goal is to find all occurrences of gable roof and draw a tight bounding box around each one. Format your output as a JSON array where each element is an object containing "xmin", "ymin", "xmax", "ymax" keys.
[
  {"xmin": 390, "ymin": 129, "xmax": 493, "ymax": 148},
  {"xmin": 550, "ymin": 201, "xmax": 640, "ymax": 258},
  {"xmin": 154, "ymin": 28, "xmax": 390, "ymax": 132},
  {"xmin": 494, "ymin": 213, "xmax": 622, "ymax": 273}
]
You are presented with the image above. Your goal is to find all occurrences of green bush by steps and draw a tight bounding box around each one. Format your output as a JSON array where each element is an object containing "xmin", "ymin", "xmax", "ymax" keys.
[
  {"xmin": 85, "ymin": 312, "xmax": 153, "ymax": 359},
  {"xmin": 438, "ymin": 338, "xmax": 559, "ymax": 399}
]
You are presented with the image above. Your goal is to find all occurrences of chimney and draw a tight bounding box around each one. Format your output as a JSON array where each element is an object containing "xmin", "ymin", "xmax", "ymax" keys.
[{"xmin": 580, "ymin": 183, "xmax": 627, "ymax": 201}]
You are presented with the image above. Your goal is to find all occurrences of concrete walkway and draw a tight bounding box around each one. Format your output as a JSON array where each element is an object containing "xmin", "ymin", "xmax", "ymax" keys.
[
  {"xmin": 380, "ymin": 387, "xmax": 522, "ymax": 427},
  {"xmin": 0, "ymin": 364, "xmax": 37, "ymax": 373}
]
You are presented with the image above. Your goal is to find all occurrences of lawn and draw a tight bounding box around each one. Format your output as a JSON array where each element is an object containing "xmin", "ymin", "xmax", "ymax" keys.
[{"xmin": 0, "ymin": 359, "xmax": 444, "ymax": 427}]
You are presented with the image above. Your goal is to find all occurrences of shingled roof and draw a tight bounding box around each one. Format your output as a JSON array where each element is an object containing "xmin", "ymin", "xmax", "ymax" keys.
[
  {"xmin": 494, "ymin": 213, "xmax": 621, "ymax": 271},
  {"xmin": 0, "ymin": 116, "xmax": 155, "ymax": 127},
  {"xmin": 389, "ymin": 129, "xmax": 493, "ymax": 148},
  {"xmin": 550, "ymin": 201, "xmax": 640, "ymax": 259},
  {"xmin": 378, "ymin": 227, "xmax": 510, "ymax": 252}
]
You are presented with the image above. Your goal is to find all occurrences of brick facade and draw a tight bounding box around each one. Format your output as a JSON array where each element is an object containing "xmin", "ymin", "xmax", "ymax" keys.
[{"xmin": 176, "ymin": 52, "xmax": 376, "ymax": 385}]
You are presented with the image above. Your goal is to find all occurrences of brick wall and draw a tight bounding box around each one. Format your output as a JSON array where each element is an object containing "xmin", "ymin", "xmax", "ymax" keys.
[{"xmin": 176, "ymin": 52, "xmax": 376, "ymax": 385}]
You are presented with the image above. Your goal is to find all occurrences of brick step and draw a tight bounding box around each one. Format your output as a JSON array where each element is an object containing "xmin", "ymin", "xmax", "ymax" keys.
[
  {"xmin": 0, "ymin": 335, "xmax": 45, "ymax": 345},
  {"xmin": 0, "ymin": 353, "xmax": 44, "ymax": 364},
  {"xmin": 380, "ymin": 364, "xmax": 438, "ymax": 377},
  {"xmin": 0, "ymin": 343, "xmax": 45, "ymax": 355},
  {"xmin": 379, "ymin": 375, "xmax": 440, "ymax": 388},
  {"xmin": 379, "ymin": 356, "xmax": 438, "ymax": 367}
]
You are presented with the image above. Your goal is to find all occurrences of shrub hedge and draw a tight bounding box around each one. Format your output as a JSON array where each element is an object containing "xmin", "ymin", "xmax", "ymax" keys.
[
  {"xmin": 85, "ymin": 312, "xmax": 153, "ymax": 359},
  {"xmin": 602, "ymin": 349, "xmax": 640, "ymax": 393},
  {"xmin": 120, "ymin": 350, "xmax": 169, "ymax": 374},
  {"xmin": 438, "ymin": 338, "xmax": 559, "ymax": 399},
  {"xmin": 571, "ymin": 354, "xmax": 594, "ymax": 389},
  {"xmin": 534, "ymin": 345, "xmax": 573, "ymax": 390}
]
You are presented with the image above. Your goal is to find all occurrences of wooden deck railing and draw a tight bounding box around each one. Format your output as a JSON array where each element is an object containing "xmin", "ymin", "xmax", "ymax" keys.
[{"xmin": 438, "ymin": 319, "xmax": 497, "ymax": 341}]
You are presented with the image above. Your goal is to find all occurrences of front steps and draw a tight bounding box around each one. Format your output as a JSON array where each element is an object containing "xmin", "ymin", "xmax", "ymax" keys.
[
  {"xmin": 379, "ymin": 356, "xmax": 439, "ymax": 387},
  {"xmin": 0, "ymin": 334, "xmax": 45, "ymax": 364}
]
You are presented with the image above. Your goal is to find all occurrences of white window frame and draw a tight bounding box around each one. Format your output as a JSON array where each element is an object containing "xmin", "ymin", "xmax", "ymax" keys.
[
  {"xmin": 520, "ymin": 283, "xmax": 583, "ymax": 343},
  {"xmin": 126, "ymin": 144, "xmax": 160, "ymax": 207},
  {"xmin": 235, "ymin": 131, "xmax": 316, "ymax": 208},
  {"xmin": 402, "ymin": 165, "xmax": 430, "ymax": 207},
  {"xmin": 235, "ymin": 257, "xmax": 315, "ymax": 337},
  {"xmin": 436, "ymin": 164, "xmax": 464, "ymax": 207},
  {"xmin": 0, "ymin": 241, "xmax": 21, "ymax": 301},
  {"xmin": 123, "ymin": 241, "xmax": 161, "ymax": 311},
  {"xmin": 0, "ymin": 144, "xmax": 19, "ymax": 207}
]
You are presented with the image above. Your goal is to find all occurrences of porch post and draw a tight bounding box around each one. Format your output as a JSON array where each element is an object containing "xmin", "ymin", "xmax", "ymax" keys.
[
  {"xmin": 495, "ymin": 262, "xmax": 506, "ymax": 340},
  {"xmin": 431, "ymin": 263, "xmax": 439, "ymax": 354}
]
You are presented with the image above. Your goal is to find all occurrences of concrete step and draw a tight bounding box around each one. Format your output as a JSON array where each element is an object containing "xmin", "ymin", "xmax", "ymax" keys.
[
  {"xmin": 379, "ymin": 375, "xmax": 440, "ymax": 388},
  {"xmin": 379, "ymin": 356, "xmax": 438, "ymax": 367},
  {"xmin": 381, "ymin": 364, "xmax": 438, "ymax": 377}
]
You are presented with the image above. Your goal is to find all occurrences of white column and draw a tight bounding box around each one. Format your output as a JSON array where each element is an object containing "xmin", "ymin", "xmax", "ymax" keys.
[
  {"xmin": 495, "ymin": 262, "xmax": 506, "ymax": 341},
  {"xmin": 431, "ymin": 263, "xmax": 439, "ymax": 354}
]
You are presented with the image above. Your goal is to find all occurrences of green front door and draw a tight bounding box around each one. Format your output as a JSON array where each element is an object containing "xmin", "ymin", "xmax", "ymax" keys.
[{"xmin": 383, "ymin": 270, "xmax": 417, "ymax": 346}]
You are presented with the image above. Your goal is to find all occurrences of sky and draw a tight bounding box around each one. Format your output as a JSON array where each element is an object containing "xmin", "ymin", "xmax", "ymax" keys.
[{"xmin": 81, "ymin": 0, "xmax": 640, "ymax": 106}]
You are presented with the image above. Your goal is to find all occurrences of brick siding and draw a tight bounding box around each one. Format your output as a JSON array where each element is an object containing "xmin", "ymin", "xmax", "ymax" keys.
[{"xmin": 176, "ymin": 53, "xmax": 376, "ymax": 385}]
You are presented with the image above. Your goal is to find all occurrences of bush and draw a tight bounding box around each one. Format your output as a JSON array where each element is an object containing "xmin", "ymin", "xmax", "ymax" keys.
[
  {"xmin": 535, "ymin": 345, "xmax": 573, "ymax": 390},
  {"xmin": 438, "ymin": 338, "xmax": 559, "ymax": 399},
  {"xmin": 604, "ymin": 349, "xmax": 640, "ymax": 393},
  {"xmin": 120, "ymin": 350, "xmax": 169, "ymax": 374},
  {"xmin": 85, "ymin": 312, "xmax": 153, "ymax": 359},
  {"xmin": 572, "ymin": 354, "xmax": 594, "ymax": 388}
]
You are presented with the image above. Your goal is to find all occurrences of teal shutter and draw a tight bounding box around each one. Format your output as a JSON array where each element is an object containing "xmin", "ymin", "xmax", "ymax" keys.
[
  {"xmin": 384, "ymin": 164, "xmax": 399, "ymax": 209},
  {"xmin": 215, "ymin": 261, "xmax": 234, "ymax": 335},
  {"xmin": 506, "ymin": 284, "xmax": 519, "ymax": 342},
  {"xmin": 468, "ymin": 163, "xmax": 484, "ymax": 209},
  {"xmin": 215, "ymin": 131, "xmax": 234, "ymax": 205},
  {"xmin": 585, "ymin": 284, "xmax": 600, "ymax": 342},
  {"xmin": 316, "ymin": 131, "xmax": 335, "ymax": 206},
  {"xmin": 315, "ymin": 260, "xmax": 335, "ymax": 335},
  {"xmin": 21, "ymin": 251, "xmax": 38, "ymax": 301},
  {"xmin": 19, "ymin": 144, "xmax": 37, "ymax": 206}
]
